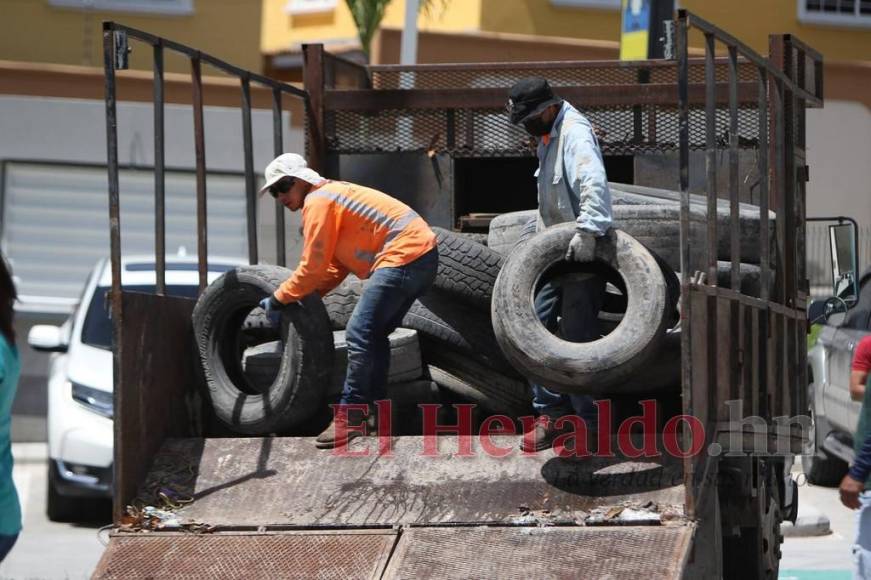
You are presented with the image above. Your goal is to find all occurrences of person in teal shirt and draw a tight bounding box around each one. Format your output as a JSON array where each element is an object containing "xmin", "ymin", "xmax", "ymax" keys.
[{"xmin": 0, "ymin": 255, "xmax": 22, "ymax": 561}]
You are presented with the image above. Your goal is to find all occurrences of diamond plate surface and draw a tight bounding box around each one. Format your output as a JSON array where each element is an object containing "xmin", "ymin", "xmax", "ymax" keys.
[
  {"xmin": 383, "ymin": 526, "xmax": 693, "ymax": 580},
  {"xmin": 93, "ymin": 531, "xmax": 396, "ymax": 580}
]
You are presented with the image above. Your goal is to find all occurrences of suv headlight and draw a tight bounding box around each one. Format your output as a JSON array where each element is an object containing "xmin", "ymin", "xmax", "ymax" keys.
[{"xmin": 70, "ymin": 382, "xmax": 113, "ymax": 419}]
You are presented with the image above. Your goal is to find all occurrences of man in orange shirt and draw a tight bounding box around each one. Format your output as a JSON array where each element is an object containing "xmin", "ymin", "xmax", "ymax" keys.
[{"xmin": 258, "ymin": 154, "xmax": 438, "ymax": 449}]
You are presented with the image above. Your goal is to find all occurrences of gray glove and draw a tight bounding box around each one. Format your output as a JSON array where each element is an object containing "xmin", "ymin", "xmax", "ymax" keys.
[{"xmin": 565, "ymin": 231, "xmax": 597, "ymax": 263}]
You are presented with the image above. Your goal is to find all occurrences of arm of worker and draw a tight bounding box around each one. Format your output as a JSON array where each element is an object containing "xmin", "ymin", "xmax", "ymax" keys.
[
  {"xmin": 274, "ymin": 198, "xmax": 339, "ymax": 304},
  {"xmin": 851, "ymin": 337, "xmax": 871, "ymax": 401},
  {"xmin": 842, "ymin": 431, "xmax": 871, "ymax": 509},
  {"xmin": 315, "ymin": 261, "xmax": 349, "ymax": 297},
  {"xmin": 563, "ymin": 121, "xmax": 613, "ymax": 237}
]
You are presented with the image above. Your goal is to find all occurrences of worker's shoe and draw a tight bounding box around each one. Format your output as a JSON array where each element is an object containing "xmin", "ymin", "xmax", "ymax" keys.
[
  {"xmin": 521, "ymin": 418, "xmax": 597, "ymax": 453},
  {"xmin": 521, "ymin": 418, "xmax": 572, "ymax": 452},
  {"xmin": 315, "ymin": 406, "xmax": 375, "ymax": 449}
]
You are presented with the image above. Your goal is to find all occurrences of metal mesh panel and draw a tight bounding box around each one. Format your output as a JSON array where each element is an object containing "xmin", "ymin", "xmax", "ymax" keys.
[
  {"xmin": 369, "ymin": 61, "xmax": 758, "ymax": 90},
  {"xmin": 331, "ymin": 61, "xmax": 766, "ymax": 157},
  {"xmin": 330, "ymin": 104, "xmax": 763, "ymax": 157},
  {"xmin": 93, "ymin": 532, "xmax": 395, "ymax": 580}
]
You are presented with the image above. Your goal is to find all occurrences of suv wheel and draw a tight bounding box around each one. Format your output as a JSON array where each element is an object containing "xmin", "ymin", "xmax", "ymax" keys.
[{"xmin": 801, "ymin": 406, "xmax": 848, "ymax": 487}]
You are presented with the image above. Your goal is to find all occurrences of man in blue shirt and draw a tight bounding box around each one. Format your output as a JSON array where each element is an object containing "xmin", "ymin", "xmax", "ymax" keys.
[
  {"xmin": 841, "ymin": 371, "xmax": 871, "ymax": 578},
  {"xmin": 506, "ymin": 78, "xmax": 613, "ymax": 452}
]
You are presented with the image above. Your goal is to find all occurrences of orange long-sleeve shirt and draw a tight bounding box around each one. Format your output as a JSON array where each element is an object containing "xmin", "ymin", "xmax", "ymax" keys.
[{"xmin": 274, "ymin": 180, "xmax": 437, "ymax": 304}]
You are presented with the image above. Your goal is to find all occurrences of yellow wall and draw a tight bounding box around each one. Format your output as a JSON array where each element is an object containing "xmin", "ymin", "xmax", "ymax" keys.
[
  {"xmin": 0, "ymin": 0, "xmax": 264, "ymax": 74},
  {"xmin": 479, "ymin": 0, "xmax": 622, "ymax": 44},
  {"xmin": 477, "ymin": 0, "xmax": 869, "ymax": 63},
  {"xmin": 681, "ymin": 0, "xmax": 871, "ymax": 63},
  {"xmin": 261, "ymin": 0, "xmax": 482, "ymax": 54}
]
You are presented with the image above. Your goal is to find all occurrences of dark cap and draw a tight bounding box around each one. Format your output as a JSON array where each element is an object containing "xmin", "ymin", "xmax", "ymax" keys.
[{"xmin": 506, "ymin": 77, "xmax": 563, "ymax": 125}]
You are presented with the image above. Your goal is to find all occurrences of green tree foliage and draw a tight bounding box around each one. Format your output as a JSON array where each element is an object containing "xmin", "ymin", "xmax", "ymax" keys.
[{"xmin": 346, "ymin": 0, "xmax": 449, "ymax": 58}]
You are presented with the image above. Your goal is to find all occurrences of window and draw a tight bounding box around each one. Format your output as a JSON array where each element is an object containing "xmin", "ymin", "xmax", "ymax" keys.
[
  {"xmin": 798, "ymin": 0, "xmax": 871, "ymax": 28},
  {"xmin": 285, "ymin": 0, "xmax": 338, "ymax": 15},
  {"xmin": 48, "ymin": 0, "xmax": 194, "ymax": 16},
  {"xmin": 549, "ymin": 0, "xmax": 621, "ymax": 9}
]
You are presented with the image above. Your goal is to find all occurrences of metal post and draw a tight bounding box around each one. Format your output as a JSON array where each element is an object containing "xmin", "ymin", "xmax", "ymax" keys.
[
  {"xmin": 675, "ymin": 10, "xmax": 695, "ymax": 519},
  {"xmin": 728, "ymin": 46, "xmax": 740, "ymax": 291},
  {"xmin": 241, "ymin": 75, "xmax": 258, "ymax": 265},
  {"xmin": 102, "ymin": 22, "xmax": 123, "ymax": 523},
  {"xmin": 303, "ymin": 44, "xmax": 326, "ymax": 174},
  {"xmin": 272, "ymin": 88, "xmax": 286, "ymax": 267},
  {"xmin": 704, "ymin": 33, "xmax": 718, "ymax": 286},
  {"xmin": 191, "ymin": 54, "xmax": 208, "ymax": 293},
  {"xmin": 153, "ymin": 41, "xmax": 166, "ymax": 295},
  {"xmin": 758, "ymin": 67, "xmax": 770, "ymax": 303}
]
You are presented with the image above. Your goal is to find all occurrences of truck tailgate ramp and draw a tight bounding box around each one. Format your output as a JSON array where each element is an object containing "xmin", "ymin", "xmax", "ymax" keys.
[
  {"xmin": 383, "ymin": 526, "xmax": 693, "ymax": 579},
  {"xmin": 93, "ymin": 530, "xmax": 396, "ymax": 579}
]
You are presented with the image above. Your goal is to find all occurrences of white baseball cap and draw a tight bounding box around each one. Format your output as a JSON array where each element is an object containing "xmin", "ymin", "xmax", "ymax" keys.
[{"xmin": 259, "ymin": 153, "xmax": 324, "ymax": 196}]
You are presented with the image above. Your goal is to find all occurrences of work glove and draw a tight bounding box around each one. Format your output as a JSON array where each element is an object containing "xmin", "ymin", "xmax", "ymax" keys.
[
  {"xmin": 259, "ymin": 294, "xmax": 286, "ymax": 327},
  {"xmin": 565, "ymin": 231, "xmax": 597, "ymax": 263}
]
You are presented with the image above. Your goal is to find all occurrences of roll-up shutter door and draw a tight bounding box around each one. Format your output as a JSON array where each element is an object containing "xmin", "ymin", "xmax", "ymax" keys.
[{"xmin": 2, "ymin": 161, "xmax": 248, "ymax": 309}]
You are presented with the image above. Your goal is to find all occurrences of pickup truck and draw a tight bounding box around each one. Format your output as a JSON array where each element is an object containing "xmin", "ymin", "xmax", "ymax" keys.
[{"xmin": 806, "ymin": 225, "xmax": 871, "ymax": 485}]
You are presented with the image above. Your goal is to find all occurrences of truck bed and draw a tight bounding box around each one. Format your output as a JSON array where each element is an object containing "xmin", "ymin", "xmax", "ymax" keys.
[{"xmin": 94, "ymin": 435, "xmax": 693, "ymax": 578}]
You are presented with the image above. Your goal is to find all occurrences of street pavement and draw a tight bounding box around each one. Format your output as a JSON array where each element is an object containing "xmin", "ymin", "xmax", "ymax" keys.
[
  {"xmin": 0, "ymin": 444, "xmax": 107, "ymax": 580},
  {"xmin": 0, "ymin": 443, "xmax": 860, "ymax": 578},
  {"xmin": 780, "ymin": 477, "xmax": 856, "ymax": 580}
]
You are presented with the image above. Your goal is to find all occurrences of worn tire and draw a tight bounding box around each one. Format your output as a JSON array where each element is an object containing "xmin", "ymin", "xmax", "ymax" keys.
[
  {"xmin": 492, "ymin": 225, "xmax": 670, "ymax": 394},
  {"xmin": 488, "ymin": 211, "xmax": 538, "ymax": 255},
  {"xmin": 322, "ymin": 276, "xmax": 365, "ymax": 330},
  {"xmin": 458, "ymin": 232, "xmax": 488, "ymax": 246},
  {"xmin": 192, "ymin": 265, "xmax": 334, "ymax": 435},
  {"xmin": 405, "ymin": 291, "xmax": 516, "ymax": 371},
  {"xmin": 432, "ymin": 227, "xmax": 504, "ymax": 309},
  {"xmin": 244, "ymin": 328, "xmax": 423, "ymax": 399},
  {"xmin": 425, "ymin": 347, "xmax": 532, "ymax": 417}
]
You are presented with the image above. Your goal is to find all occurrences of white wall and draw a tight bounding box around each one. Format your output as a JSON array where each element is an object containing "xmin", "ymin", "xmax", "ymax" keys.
[
  {"xmin": 0, "ymin": 95, "xmax": 307, "ymax": 270},
  {"xmin": 805, "ymin": 100, "xmax": 871, "ymax": 293}
]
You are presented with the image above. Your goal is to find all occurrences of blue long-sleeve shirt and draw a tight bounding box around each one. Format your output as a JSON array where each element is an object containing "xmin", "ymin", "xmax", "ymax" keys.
[
  {"xmin": 535, "ymin": 101, "xmax": 613, "ymax": 236},
  {"xmin": 850, "ymin": 374, "xmax": 871, "ymax": 485},
  {"xmin": 850, "ymin": 432, "xmax": 871, "ymax": 483}
]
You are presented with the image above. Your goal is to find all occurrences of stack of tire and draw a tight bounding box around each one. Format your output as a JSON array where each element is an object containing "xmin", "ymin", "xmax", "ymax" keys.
[{"xmin": 191, "ymin": 182, "xmax": 774, "ymax": 434}]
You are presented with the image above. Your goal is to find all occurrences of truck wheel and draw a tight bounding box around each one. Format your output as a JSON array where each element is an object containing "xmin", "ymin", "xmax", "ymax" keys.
[
  {"xmin": 424, "ymin": 345, "xmax": 532, "ymax": 417},
  {"xmin": 432, "ymin": 227, "xmax": 504, "ymax": 309},
  {"xmin": 722, "ymin": 463, "xmax": 783, "ymax": 580},
  {"xmin": 492, "ymin": 224, "xmax": 670, "ymax": 394},
  {"xmin": 801, "ymin": 406, "xmax": 848, "ymax": 486},
  {"xmin": 192, "ymin": 265, "xmax": 334, "ymax": 435},
  {"xmin": 487, "ymin": 210, "xmax": 537, "ymax": 256}
]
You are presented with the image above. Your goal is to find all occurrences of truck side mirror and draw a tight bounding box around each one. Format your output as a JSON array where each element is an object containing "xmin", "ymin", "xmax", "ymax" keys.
[
  {"xmin": 830, "ymin": 222, "xmax": 859, "ymax": 304},
  {"xmin": 823, "ymin": 296, "xmax": 849, "ymax": 327}
]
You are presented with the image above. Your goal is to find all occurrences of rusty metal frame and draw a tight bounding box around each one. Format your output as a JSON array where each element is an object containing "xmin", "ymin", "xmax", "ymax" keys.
[
  {"xmin": 102, "ymin": 21, "xmax": 309, "ymax": 521},
  {"xmin": 675, "ymin": 9, "xmax": 822, "ymax": 517}
]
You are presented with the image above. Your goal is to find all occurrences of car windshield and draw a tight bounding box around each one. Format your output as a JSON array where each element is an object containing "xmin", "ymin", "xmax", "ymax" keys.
[{"xmin": 81, "ymin": 285, "xmax": 200, "ymax": 350}]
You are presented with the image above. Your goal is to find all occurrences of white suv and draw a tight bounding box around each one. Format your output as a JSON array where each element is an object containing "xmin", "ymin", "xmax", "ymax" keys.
[{"xmin": 28, "ymin": 256, "xmax": 241, "ymax": 521}]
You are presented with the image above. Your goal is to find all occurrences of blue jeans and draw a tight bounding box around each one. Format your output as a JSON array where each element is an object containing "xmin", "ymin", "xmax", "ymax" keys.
[
  {"xmin": 0, "ymin": 533, "xmax": 17, "ymax": 562},
  {"xmin": 341, "ymin": 248, "xmax": 438, "ymax": 405},
  {"xmin": 531, "ymin": 274, "xmax": 605, "ymax": 429},
  {"xmin": 855, "ymin": 491, "xmax": 871, "ymax": 579}
]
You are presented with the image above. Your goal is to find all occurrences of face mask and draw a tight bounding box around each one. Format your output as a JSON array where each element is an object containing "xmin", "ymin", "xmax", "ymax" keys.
[{"xmin": 522, "ymin": 114, "xmax": 555, "ymax": 137}]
